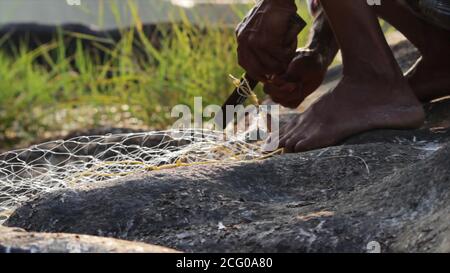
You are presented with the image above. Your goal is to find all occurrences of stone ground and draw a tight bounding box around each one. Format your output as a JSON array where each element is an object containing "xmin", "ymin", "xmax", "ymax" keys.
[
  {"xmin": 4, "ymin": 96, "xmax": 450, "ymax": 253},
  {"xmin": 0, "ymin": 226, "xmax": 177, "ymax": 253},
  {"xmin": 2, "ymin": 39, "xmax": 450, "ymax": 253}
]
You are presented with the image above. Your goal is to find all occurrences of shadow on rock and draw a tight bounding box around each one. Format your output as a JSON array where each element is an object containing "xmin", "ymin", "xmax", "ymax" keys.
[{"xmin": 5, "ymin": 99, "xmax": 450, "ymax": 252}]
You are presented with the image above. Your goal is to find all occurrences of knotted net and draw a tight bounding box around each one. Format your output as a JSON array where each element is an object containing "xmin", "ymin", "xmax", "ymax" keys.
[{"xmin": 0, "ymin": 127, "xmax": 280, "ymax": 219}]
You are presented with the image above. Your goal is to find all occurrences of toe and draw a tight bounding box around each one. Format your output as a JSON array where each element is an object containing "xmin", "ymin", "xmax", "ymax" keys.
[
  {"xmin": 283, "ymin": 133, "xmax": 306, "ymax": 153},
  {"xmin": 278, "ymin": 119, "xmax": 303, "ymax": 147},
  {"xmin": 262, "ymin": 131, "xmax": 281, "ymax": 152},
  {"xmin": 279, "ymin": 127, "xmax": 296, "ymax": 148},
  {"xmin": 293, "ymin": 133, "xmax": 332, "ymax": 153},
  {"xmin": 293, "ymin": 139, "xmax": 311, "ymax": 153}
]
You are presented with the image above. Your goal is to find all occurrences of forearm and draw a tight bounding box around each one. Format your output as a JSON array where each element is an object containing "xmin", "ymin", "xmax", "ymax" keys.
[{"xmin": 305, "ymin": 8, "xmax": 339, "ymax": 67}]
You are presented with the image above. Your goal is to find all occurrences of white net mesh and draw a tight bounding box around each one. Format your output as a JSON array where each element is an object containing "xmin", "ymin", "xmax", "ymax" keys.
[{"xmin": 0, "ymin": 129, "xmax": 276, "ymax": 216}]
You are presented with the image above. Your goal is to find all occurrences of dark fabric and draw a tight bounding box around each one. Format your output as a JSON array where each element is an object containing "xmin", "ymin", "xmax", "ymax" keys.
[
  {"xmin": 406, "ymin": 0, "xmax": 450, "ymax": 30},
  {"xmin": 308, "ymin": 0, "xmax": 450, "ymax": 30}
]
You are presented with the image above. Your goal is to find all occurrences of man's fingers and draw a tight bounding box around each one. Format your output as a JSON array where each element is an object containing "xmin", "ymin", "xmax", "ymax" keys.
[
  {"xmin": 237, "ymin": 47, "xmax": 268, "ymax": 81},
  {"xmin": 271, "ymin": 96, "xmax": 303, "ymax": 109},
  {"xmin": 238, "ymin": 45, "xmax": 290, "ymax": 81},
  {"xmin": 253, "ymin": 48, "xmax": 286, "ymax": 76},
  {"xmin": 263, "ymin": 77, "xmax": 306, "ymax": 108},
  {"xmin": 263, "ymin": 44, "xmax": 297, "ymax": 64},
  {"xmin": 250, "ymin": 52, "xmax": 293, "ymax": 78}
]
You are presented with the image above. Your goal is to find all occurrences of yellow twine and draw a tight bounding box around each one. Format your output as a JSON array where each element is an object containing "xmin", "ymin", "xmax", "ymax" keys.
[
  {"xmin": 229, "ymin": 74, "xmax": 260, "ymax": 106},
  {"xmin": 67, "ymin": 147, "xmax": 284, "ymax": 185},
  {"xmin": 65, "ymin": 75, "xmax": 282, "ymax": 186}
]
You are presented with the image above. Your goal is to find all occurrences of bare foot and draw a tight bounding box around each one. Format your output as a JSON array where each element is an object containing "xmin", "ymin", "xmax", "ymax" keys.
[
  {"xmin": 406, "ymin": 56, "xmax": 450, "ymax": 102},
  {"xmin": 275, "ymin": 77, "xmax": 425, "ymax": 153}
]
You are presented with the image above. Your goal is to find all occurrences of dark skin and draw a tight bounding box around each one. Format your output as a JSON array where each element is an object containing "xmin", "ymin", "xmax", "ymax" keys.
[
  {"xmin": 235, "ymin": 0, "xmax": 303, "ymax": 82},
  {"xmin": 373, "ymin": 1, "xmax": 450, "ymax": 101},
  {"xmin": 237, "ymin": 0, "xmax": 450, "ymax": 152}
]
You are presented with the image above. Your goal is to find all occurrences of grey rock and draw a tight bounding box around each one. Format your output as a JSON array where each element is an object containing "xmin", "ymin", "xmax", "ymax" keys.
[
  {"xmin": 0, "ymin": 226, "xmax": 177, "ymax": 253},
  {"xmin": 5, "ymin": 98, "xmax": 450, "ymax": 253},
  {"xmin": 4, "ymin": 40, "xmax": 450, "ymax": 253}
]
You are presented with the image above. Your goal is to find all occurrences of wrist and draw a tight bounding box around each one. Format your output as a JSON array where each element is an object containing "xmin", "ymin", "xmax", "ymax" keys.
[
  {"xmin": 306, "ymin": 45, "xmax": 336, "ymax": 67},
  {"xmin": 305, "ymin": 11, "xmax": 338, "ymax": 67}
]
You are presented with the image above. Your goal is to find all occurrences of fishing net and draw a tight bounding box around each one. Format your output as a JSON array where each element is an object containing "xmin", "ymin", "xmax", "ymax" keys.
[
  {"xmin": 0, "ymin": 75, "xmax": 280, "ymax": 222},
  {"xmin": 0, "ymin": 127, "xmax": 280, "ymax": 217}
]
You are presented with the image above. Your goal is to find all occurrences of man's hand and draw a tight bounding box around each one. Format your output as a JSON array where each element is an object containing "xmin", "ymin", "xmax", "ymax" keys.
[
  {"xmin": 236, "ymin": 0, "xmax": 302, "ymax": 82},
  {"xmin": 264, "ymin": 49, "xmax": 328, "ymax": 108}
]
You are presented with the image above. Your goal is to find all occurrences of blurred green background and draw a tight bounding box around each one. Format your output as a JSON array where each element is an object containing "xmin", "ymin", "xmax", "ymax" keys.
[{"xmin": 0, "ymin": 0, "xmax": 312, "ymax": 151}]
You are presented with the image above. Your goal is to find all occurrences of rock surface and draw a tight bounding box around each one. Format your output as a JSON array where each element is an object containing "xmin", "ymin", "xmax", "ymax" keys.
[
  {"xmin": 3, "ymin": 39, "xmax": 450, "ymax": 253},
  {"xmin": 0, "ymin": 226, "xmax": 177, "ymax": 253},
  {"xmin": 5, "ymin": 97, "xmax": 450, "ymax": 253}
]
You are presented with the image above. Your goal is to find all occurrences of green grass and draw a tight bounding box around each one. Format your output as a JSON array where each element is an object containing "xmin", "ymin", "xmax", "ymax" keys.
[{"xmin": 0, "ymin": 0, "xmax": 312, "ymax": 150}]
